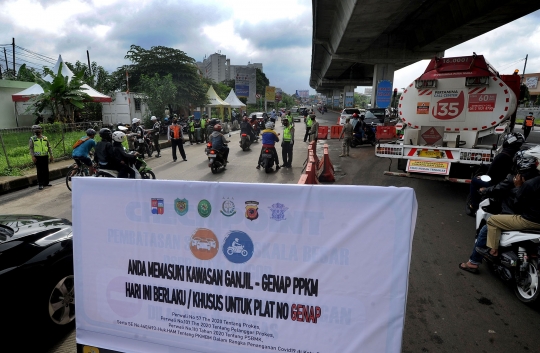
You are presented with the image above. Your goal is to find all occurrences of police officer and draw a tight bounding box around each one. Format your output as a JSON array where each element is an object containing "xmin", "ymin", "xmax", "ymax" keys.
[
  {"xmin": 29, "ymin": 125, "xmax": 54, "ymax": 190},
  {"xmin": 200, "ymin": 116, "xmax": 207, "ymax": 143},
  {"xmin": 150, "ymin": 116, "xmax": 161, "ymax": 158},
  {"xmin": 281, "ymin": 119, "xmax": 294, "ymax": 168},
  {"xmin": 303, "ymin": 113, "xmax": 313, "ymax": 142},
  {"xmin": 523, "ymin": 112, "xmax": 535, "ymax": 140}
]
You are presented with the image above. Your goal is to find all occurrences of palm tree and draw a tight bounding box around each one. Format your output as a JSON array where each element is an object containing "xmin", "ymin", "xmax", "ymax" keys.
[{"xmin": 32, "ymin": 63, "xmax": 90, "ymax": 123}]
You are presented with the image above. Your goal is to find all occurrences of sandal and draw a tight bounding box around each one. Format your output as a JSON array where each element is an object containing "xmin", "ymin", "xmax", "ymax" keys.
[
  {"xmin": 475, "ymin": 247, "xmax": 498, "ymax": 261},
  {"xmin": 459, "ymin": 262, "xmax": 479, "ymax": 274}
]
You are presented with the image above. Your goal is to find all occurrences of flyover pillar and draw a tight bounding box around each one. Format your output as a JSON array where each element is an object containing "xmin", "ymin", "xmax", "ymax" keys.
[
  {"xmin": 371, "ymin": 64, "xmax": 395, "ymax": 108},
  {"xmin": 343, "ymin": 85, "xmax": 356, "ymax": 109}
]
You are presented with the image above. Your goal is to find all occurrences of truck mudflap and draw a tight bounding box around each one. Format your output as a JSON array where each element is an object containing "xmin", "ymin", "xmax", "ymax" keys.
[
  {"xmin": 375, "ymin": 144, "xmax": 494, "ymax": 165},
  {"xmin": 382, "ymin": 171, "xmax": 472, "ymax": 184}
]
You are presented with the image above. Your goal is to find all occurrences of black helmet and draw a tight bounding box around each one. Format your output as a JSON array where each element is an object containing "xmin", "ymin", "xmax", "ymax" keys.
[
  {"xmin": 515, "ymin": 150, "xmax": 538, "ymax": 175},
  {"xmin": 210, "ymin": 118, "xmax": 219, "ymax": 125},
  {"xmin": 86, "ymin": 128, "xmax": 96, "ymax": 136},
  {"xmin": 503, "ymin": 132, "xmax": 525, "ymax": 148},
  {"xmin": 99, "ymin": 128, "xmax": 112, "ymax": 140}
]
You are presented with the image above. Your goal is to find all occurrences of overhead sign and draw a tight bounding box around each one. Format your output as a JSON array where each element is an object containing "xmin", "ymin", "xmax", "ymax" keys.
[
  {"xmin": 73, "ymin": 178, "xmax": 417, "ymax": 353},
  {"xmin": 296, "ymin": 90, "xmax": 309, "ymax": 99},
  {"xmin": 376, "ymin": 80, "xmax": 392, "ymax": 108},
  {"xmin": 344, "ymin": 92, "xmax": 354, "ymax": 108},
  {"xmin": 236, "ymin": 67, "xmax": 257, "ymax": 104},
  {"xmin": 265, "ymin": 86, "xmax": 276, "ymax": 101},
  {"xmin": 234, "ymin": 73, "xmax": 249, "ymax": 98},
  {"xmin": 275, "ymin": 88, "xmax": 283, "ymax": 102}
]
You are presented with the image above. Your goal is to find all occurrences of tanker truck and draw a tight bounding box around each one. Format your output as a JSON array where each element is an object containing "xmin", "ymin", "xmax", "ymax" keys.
[{"xmin": 375, "ymin": 54, "xmax": 521, "ymax": 182}]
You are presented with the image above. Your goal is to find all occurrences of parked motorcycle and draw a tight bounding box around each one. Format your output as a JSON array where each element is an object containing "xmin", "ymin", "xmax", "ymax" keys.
[
  {"xmin": 205, "ymin": 142, "xmax": 227, "ymax": 174},
  {"xmin": 475, "ymin": 197, "xmax": 540, "ymax": 304},
  {"xmin": 97, "ymin": 153, "xmax": 156, "ymax": 179}
]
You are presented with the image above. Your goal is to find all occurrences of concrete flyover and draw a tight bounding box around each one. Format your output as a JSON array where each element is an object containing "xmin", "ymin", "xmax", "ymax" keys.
[{"xmin": 310, "ymin": 0, "xmax": 540, "ymax": 106}]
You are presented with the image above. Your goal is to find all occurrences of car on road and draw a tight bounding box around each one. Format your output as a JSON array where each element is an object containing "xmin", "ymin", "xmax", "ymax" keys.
[
  {"xmin": 366, "ymin": 108, "xmax": 387, "ymax": 123},
  {"xmin": 0, "ymin": 214, "xmax": 74, "ymax": 331},
  {"xmin": 338, "ymin": 108, "xmax": 364, "ymax": 125}
]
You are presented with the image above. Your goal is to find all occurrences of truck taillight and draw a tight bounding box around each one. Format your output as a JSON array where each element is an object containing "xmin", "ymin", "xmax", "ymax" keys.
[
  {"xmin": 415, "ymin": 79, "xmax": 437, "ymax": 89},
  {"xmin": 465, "ymin": 76, "xmax": 489, "ymax": 86}
]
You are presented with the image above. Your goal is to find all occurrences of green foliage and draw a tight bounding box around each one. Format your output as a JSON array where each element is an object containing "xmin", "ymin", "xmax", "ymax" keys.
[
  {"xmin": 354, "ymin": 93, "xmax": 370, "ymax": 108},
  {"xmin": 256, "ymin": 68, "xmax": 269, "ymax": 95},
  {"xmin": 16, "ymin": 64, "xmax": 41, "ymax": 82},
  {"xmin": 139, "ymin": 73, "xmax": 177, "ymax": 124}
]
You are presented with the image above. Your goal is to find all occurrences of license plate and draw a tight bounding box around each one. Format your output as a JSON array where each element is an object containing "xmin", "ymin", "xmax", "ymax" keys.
[
  {"xmin": 418, "ymin": 150, "xmax": 444, "ymax": 159},
  {"xmin": 262, "ymin": 154, "xmax": 272, "ymax": 158},
  {"xmin": 208, "ymin": 155, "xmax": 216, "ymax": 158}
]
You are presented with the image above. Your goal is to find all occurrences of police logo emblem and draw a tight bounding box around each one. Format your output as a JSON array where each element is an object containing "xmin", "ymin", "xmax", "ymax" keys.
[
  {"xmin": 198, "ymin": 200, "xmax": 212, "ymax": 218},
  {"xmin": 245, "ymin": 201, "xmax": 259, "ymax": 221},
  {"xmin": 151, "ymin": 198, "xmax": 164, "ymax": 215},
  {"xmin": 220, "ymin": 198, "xmax": 236, "ymax": 217},
  {"xmin": 269, "ymin": 203, "xmax": 288, "ymax": 221},
  {"xmin": 174, "ymin": 198, "xmax": 188, "ymax": 216}
]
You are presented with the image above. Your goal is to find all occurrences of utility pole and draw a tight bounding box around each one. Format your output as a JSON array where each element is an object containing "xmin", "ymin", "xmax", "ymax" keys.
[
  {"xmin": 3, "ymin": 48, "xmax": 8, "ymax": 75},
  {"xmin": 86, "ymin": 50, "xmax": 92, "ymax": 76},
  {"xmin": 521, "ymin": 54, "xmax": 528, "ymax": 84},
  {"xmin": 12, "ymin": 38, "xmax": 15, "ymax": 75}
]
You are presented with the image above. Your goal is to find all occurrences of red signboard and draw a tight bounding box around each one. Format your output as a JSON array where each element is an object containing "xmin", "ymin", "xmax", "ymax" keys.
[
  {"xmin": 421, "ymin": 127, "xmax": 443, "ymax": 145},
  {"xmin": 468, "ymin": 94, "xmax": 496, "ymax": 112},
  {"xmin": 431, "ymin": 91, "xmax": 465, "ymax": 120}
]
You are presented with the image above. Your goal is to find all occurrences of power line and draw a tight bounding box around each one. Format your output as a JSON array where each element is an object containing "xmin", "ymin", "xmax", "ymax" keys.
[
  {"xmin": 3, "ymin": 47, "xmax": 56, "ymax": 65},
  {"xmin": 496, "ymin": 57, "xmax": 526, "ymax": 72},
  {"xmin": 15, "ymin": 45, "xmax": 56, "ymax": 62},
  {"xmin": 3, "ymin": 49, "xmax": 52, "ymax": 68}
]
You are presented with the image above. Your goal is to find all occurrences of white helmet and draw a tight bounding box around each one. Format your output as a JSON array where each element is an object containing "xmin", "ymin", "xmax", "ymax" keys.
[
  {"xmin": 151, "ymin": 116, "xmax": 157, "ymax": 121},
  {"xmin": 112, "ymin": 131, "xmax": 126, "ymax": 143},
  {"xmin": 265, "ymin": 121, "xmax": 274, "ymax": 129},
  {"xmin": 132, "ymin": 118, "xmax": 140, "ymax": 124}
]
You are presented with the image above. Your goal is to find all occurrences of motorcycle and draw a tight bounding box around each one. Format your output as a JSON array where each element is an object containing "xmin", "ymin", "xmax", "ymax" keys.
[
  {"xmin": 227, "ymin": 244, "xmax": 248, "ymax": 256},
  {"xmin": 240, "ymin": 134, "xmax": 252, "ymax": 151},
  {"xmin": 475, "ymin": 197, "xmax": 540, "ymax": 304},
  {"xmin": 350, "ymin": 124, "xmax": 377, "ymax": 147},
  {"xmin": 260, "ymin": 147, "xmax": 276, "ymax": 173},
  {"xmin": 205, "ymin": 142, "xmax": 227, "ymax": 174},
  {"xmin": 97, "ymin": 152, "xmax": 156, "ymax": 179},
  {"xmin": 143, "ymin": 131, "xmax": 155, "ymax": 156}
]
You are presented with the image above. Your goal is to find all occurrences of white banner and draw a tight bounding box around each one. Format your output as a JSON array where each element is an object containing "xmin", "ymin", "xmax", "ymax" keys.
[{"xmin": 73, "ymin": 178, "xmax": 417, "ymax": 353}]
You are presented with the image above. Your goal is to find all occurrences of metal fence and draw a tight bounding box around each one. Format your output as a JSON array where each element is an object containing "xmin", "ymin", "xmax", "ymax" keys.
[{"xmin": 0, "ymin": 121, "xmax": 103, "ymax": 173}]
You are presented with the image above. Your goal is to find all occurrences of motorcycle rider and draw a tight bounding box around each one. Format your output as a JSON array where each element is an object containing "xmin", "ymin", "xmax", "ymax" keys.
[
  {"xmin": 209, "ymin": 124, "xmax": 230, "ymax": 163},
  {"xmin": 354, "ymin": 114, "xmax": 366, "ymax": 143},
  {"xmin": 132, "ymin": 118, "xmax": 150, "ymax": 158},
  {"xmin": 111, "ymin": 131, "xmax": 138, "ymax": 179},
  {"xmin": 94, "ymin": 128, "xmax": 117, "ymax": 170},
  {"xmin": 459, "ymin": 149, "xmax": 540, "ymax": 273},
  {"xmin": 467, "ymin": 132, "xmax": 524, "ymax": 214},
  {"xmin": 256, "ymin": 121, "xmax": 280, "ymax": 170},
  {"xmin": 351, "ymin": 113, "xmax": 359, "ymax": 130},
  {"xmin": 150, "ymin": 116, "xmax": 161, "ymax": 158},
  {"xmin": 240, "ymin": 116, "xmax": 257, "ymax": 146},
  {"xmin": 72, "ymin": 128, "xmax": 97, "ymax": 176}
]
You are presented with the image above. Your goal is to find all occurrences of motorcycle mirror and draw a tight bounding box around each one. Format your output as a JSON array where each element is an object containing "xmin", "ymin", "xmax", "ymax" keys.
[{"xmin": 480, "ymin": 175, "xmax": 491, "ymax": 182}]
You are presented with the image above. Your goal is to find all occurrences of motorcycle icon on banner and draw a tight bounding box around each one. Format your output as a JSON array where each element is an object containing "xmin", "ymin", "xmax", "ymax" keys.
[{"xmin": 227, "ymin": 239, "xmax": 248, "ymax": 257}]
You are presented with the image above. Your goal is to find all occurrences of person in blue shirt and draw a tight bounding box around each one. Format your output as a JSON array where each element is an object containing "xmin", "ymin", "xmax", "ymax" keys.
[
  {"xmin": 72, "ymin": 128, "xmax": 97, "ymax": 175},
  {"xmin": 256, "ymin": 122, "xmax": 280, "ymax": 170}
]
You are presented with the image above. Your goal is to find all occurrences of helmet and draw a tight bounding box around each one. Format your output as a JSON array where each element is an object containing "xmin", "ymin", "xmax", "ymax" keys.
[
  {"xmin": 521, "ymin": 146, "xmax": 540, "ymax": 172},
  {"xmin": 515, "ymin": 150, "xmax": 538, "ymax": 174},
  {"xmin": 214, "ymin": 124, "xmax": 222, "ymax": 131},
  {"xmin": 251, "ymin": 114, "xmax": 257, "ymax": 120},
  {"xmin": 32, "ymin": 124, "xmax": 42, "ymax": 131},
  {"xmin": 132, "ymin": 118, "xmax": 139, "ymax": 124},
  {"xmin": 352, "ymin": 113, "xmax": 359, "ymax": 118},
  {"xmin": 265, "ymin": 122, "xmax": 274, "ymax": 129},
  {"xmin": 86, "ymin": 128, "xmax": 96, "ymax": 136},
  {"xmin": 112, "ymin": 131, "xmax": 126, "ymax": 143},
  {"xmin": 502, "ymin": 132, "xmax": 525, "ymax": 148},
  {"xmin": 99, "ymin": 128, "xmax": 111, "ymax": 140},
  {"xmin": 151, "ymin": 116, "xmax": 157, "ymax": 121},
  {"xmin": 210, "ymin": 118, "xmax": 219, "ymax": 125}
]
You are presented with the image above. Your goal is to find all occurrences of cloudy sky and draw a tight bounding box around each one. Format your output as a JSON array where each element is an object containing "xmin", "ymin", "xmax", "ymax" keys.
[{"xmin": 1, "ymin": 0, "xmax": 539, "ymax": 95}]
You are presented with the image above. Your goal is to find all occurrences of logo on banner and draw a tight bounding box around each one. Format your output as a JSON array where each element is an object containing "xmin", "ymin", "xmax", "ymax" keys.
[
  {"xmin": 220, "ymin": 198, "xmax": 236, "ymax": 217},
  {"xmin": 245, "ymin": 201, "xmax": 259, "ymax": 221},
  {"xmin": 269, "ymin": 203, "xmax": 288, "ymax": 221},
  {"xmin": 222, "ymin": 230, "xmax": 254, "ymax": 264},
  {"xmin": 197, "ymin": 200, "xmax": 212, "ymax": 218},
  {"xmin": 151, "ymin": 198, "xmax": 164, "ymax": 215},
  {"xmin": 174, "ymin": 198, "xmax": 188, "ymax": 216},
  {"xmin": 190, "ymin": 228, "xmax": 219, "ymax": 260}
]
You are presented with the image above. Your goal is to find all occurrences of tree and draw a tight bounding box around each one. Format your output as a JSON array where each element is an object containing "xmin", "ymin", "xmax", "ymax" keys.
[
  {"xmin": 113, "ymin": 45, "xmax": 208, "ymax": 110},
  {"xmin": 139, "ymin": 73, "xmax": 177, "ymax": 126},
  {"xmin": 30, "ymin": 63, "xmax": 90, "ymax": 123},
  {"xmin": 354, "ymin": 93, "xmax": 370, "ymax": 108},
  {"xmin": 256, "ymin": 68, "xmax": 269, "ymax": 95}
]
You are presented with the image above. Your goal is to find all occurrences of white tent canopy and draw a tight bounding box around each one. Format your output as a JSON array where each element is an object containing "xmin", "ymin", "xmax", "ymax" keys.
[
  {"xmin": 205, "ymin": 86, "xmax": 231, "ymax": 107},
  {"xmin": 224, "ymin": 89, "xmax": 246, "ymax": 108}
]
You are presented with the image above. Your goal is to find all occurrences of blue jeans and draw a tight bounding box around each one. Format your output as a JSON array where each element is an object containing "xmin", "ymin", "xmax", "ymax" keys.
[
  {"xmin": 469, "ymin": 177, "xmax": 491, "ymax": 209},
  {"xmin": 469, "ymin": 225, "xmax": 488, "ymax": 265}
]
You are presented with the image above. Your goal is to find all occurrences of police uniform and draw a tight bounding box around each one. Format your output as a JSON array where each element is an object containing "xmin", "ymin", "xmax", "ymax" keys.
[
  {"xmin": 281, "ymin": 124, "xmax": 294, "ymax": 168},
  {"xmin": 188, "ymin": 119, "xmax": 195, "ymax": 145},
  {"xmin": 29, "ymin": 133, "xmax": 53, "ymax": 189},
  {"xmin": 200, "ymin": 118, "xmax": 207, "ymax": 142},
  {"xmin": 303, "ymin": 115, "xmax": 313, "ymax": 142}
]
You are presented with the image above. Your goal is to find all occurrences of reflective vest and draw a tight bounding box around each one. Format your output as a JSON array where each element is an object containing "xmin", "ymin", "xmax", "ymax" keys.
[
  {"xmin": 287, "ymin": 115, "xmax": 293, "ymax": 125},
  {"xmin": 170, "ymin": 125, "xmax": 182, "ymax": 139},
  {"xmin": 283, "ymin": 126, "xmax": 292, "ymax": 141},
  {"xmin": 201, "ymin": 119, "xmax": 206, "ymax": 129},
  {"xmin": 306, "ymin": 117, "xmax": 313, "ymax": 127},
  {"xmin": 31, "ymin": 136, "xmax": 49, "ymax": 156},
  {"xmin": 189, "ymin": 121, "xmax": 195, "ymax": 132},
  {"xmin": 525, "ymin": 116, "xmax": 534, "ymax": 127}
]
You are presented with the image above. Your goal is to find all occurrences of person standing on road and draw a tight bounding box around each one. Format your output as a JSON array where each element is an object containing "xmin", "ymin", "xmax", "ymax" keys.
[
  {"xmin": 303, "ymin": 113, "xmax": 313, "ymax": 142},
  {"xmin": 169, "ymin": 118, "xmax": 187, "ymax": 162},
  {"xmin": 188, "ymin": 116, "xmax": 195, "ymax": 145},
  {"xmin": 285, "ymin": 110, "xmax": 294, "ymax": 127},
  {"xmin": 339, "ymin": 118, "xmax": 353, "ymax": 157},
  {"xmin": 281, "ymin": 119, "xmax": 294, "ymax": 168},
  {"xmin": 523, "ymin": 112, "xmax": 535, "ymax": 140},
  {"xmin": 29, "ymin": 125, "xmax": 54, "ymax": 190},
  {"xmin": 200, "ymin": 117, "xmax": 207, "ymax": 143},
  {"xmin": 309, "ymin": 115, "xmax": 319, "ymax": 143},
  {"xmin": 150, "ymin": 116, "xmax": 161, "ymax": 158}
]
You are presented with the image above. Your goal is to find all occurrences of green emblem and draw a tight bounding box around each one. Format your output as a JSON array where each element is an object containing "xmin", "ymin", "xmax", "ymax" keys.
[
  {"xmin": 174, "ymin": 198, "xmax": 188, "ymax": 216},
  {"xmin": 198, "ymin": 200, "xmax": 212, "ymax": 218}
]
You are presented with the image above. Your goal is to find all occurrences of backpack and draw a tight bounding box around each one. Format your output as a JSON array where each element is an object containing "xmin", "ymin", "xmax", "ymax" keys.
[{"xmin": 73, "ymin": 137, "xmax": 90, "ymax": 149}]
